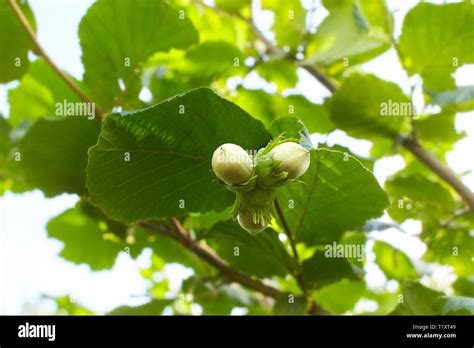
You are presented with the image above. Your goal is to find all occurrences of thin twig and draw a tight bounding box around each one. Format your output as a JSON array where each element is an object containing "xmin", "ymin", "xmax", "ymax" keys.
[
  {"xmin": 401, "ymin": 136, "xmax": 474, "ymax": 210},
  {"xmin": 300, "ymin": 64, "xmax": 337, "ymax": 92},
  {"xmin": 274, "ymin": 199, "xmax": 299, "ymax": 263},
  {"xmin": 439, "ymin": 208, "xmax": 471, "ymax": 229},
  {"xmin": 6, "ymin": 0, "xmax": 103, "ymax": 119},
  {"xmin": 192, "ymin": 0, "xmax": 284, "ymax": 57},
  {"xmin": 275, "ymin": 199, "xmax": 314, "ymax": 308}
]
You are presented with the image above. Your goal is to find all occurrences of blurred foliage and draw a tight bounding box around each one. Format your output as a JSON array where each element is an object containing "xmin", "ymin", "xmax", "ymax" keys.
[{"xmin": 0, "ymin": 0, "xmax": 472, "ymax": 316}]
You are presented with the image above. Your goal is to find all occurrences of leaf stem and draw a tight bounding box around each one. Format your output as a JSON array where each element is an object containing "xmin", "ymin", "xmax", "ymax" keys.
[
  {"xmin": 6, "ymin": 0, "xmax": 103, "ymax": 119},
  {"xmin": 274, "ymin": 199, "xmax": 311, "ymax": 304},
  {"xmin": 275, "ymin": 199, "xmax": 300, "ymax": 263}
]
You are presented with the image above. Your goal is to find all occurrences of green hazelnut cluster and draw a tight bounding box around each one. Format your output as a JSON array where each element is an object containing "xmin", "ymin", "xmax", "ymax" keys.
[{"xmin": 211, "ymin": 136, "xmax": 311, "ymax": 235}]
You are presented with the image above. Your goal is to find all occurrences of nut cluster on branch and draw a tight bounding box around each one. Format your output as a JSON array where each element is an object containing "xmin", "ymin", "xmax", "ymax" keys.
[{"xmin": 212, "ymin": 136, "xmax": 311, "ymax": 234}]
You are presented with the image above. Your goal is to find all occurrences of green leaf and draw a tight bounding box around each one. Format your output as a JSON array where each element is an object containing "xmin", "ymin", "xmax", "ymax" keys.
[
  {"xmin": 107, "ymin": 299, "xmax": 173, "ymax": 315},
  {"xmin": 19, "ymin": 117, "xmax": 100, "ymax": 196},
  {"xmin": 338, "ymin": 231, "xmax": 367, "ymax": 265},
  {"xmin": 268, "ymin": 116, "xmax": 313, "ymax": 151},
  {"xmin": 148, "ymin": 65, "xmax": 190, "ymax": 102},
  {"xmin": 262, "ymin": 0, "xmax": 306, "ymax": 49},
  {"xmin": 317, "ymin": 143, "xmax": 374, "ymax": 171},
  {"xmin": 132, "ymin": 226, "xmax": 210, "ymax": 275},
  {"xmin": 305, "ymin": 0, "xmax": 391, "ymax": 74},
  {"xmin": 427, "ymin": 86, "xmax": 474, "ymax": 112},
  {"xmin": 215, "ymin": 0, "xmax": 249, "ymax": 12},
  {"xmin": 273, "ymin": 294, "xmax": 308, "ymax": 315},
  {"xmin": 365, "ymin": 290, "xmax": 399, "ymax": 315},
  {"xmin": 358, "ymin": 0, "xmax": 393, "ymax": 35},
  {"xmin": 453, "ymin": 277, "xmax": 474, "ymax": 297},
  {"xmin": 423, "ymin": 219, "xmax": 474, "ymax": 278},
  {"xmin": 55, "ymin": 296, "xmax": 94, "ymax": 315},
  {"xmin": 277, "ymin": 148, "xmax": 388, "ymax": 244},
  {"xmin": 327, "ymin": 74, "xmax": 411, "ymax": 140},
  {"xmin": 302, "ymin": 250, "xmax": 360, "ymax": 290},
  {"xmin": 398, "ymin": 2, "xmax": 474, "ymax": 90},
  {"xmin": 0, "ymin": 116, "xmax": 12, "ymax": 168},
  {"xmin": 0, "ymin": 117, "xmax": 31, "ymax": 195},
  {"xmin": 231, "ymin": 88, "xmax": 275, "ymax": 125},
  {"xmin": 183, "ymin": 1, "xmax": 254, "ymax": 51},
  {"xmin": 385, "ymin": 173, "xmax": 455, "ymax": 224},
  {"xmin": 274, "ymin": 95, "xmax": 333, "ymax": 134},
  {"xmin": 148, "ymin": 41, "xmax": 244, "ymax": 102},
  {"xmin": 233, "ymin": 88, "xmax": 332, "ymax": 134},
  {"xmin": 87, "ymin": 87, "xmax": 271, "ymax": 223},
  {"xmin": 373, "ymin": 240, "xmax": 418, "ymax": 281},
  {"xmin": 79, "ymin": 0, "xmax": 198, "ymax": 110},
  {"xmin": 414, "ymin": 113, "xmax": 465, "ymax": 149},
  {"xmin": 47, "ymin": 204, "xmax": 124, "ymax": 270},
  {"xmin": 185, "ymin": 207, "xmax": 232, "ymax": 236},
  {"xmin": 205, "ymin": 220, "xmax": 295, "ymax": 278},
  {"xmin": 183, "ymin": 277, "xmax": 258, "ymax": 315},
  {"xmin": 184, "ymin": 41, "xmax": 244, "ymax": 79},
  {"xmin": 392, "ymin": 283, "xmax": 474, "ymax": 316},
  {"xmin": 390, "ymin": 282, "xmax": 441, "ymax": 315},
  {"xmin": 8, "ymin": 59, "xmax": 84, "ymax": 126},
  {"xmin": 256, "ymin": 59, "xmax": 298, "ymax": 92},
  {"xmin": 435, "ymin": 296, "xmax": 474, "ymax": 316},
  {"xmin": 312, "ymin": 279, "xmax": 366, "ymax": 314},
  {"xmin": 0, "ymin": 1, "xmax": 36, "ymax": 83}
]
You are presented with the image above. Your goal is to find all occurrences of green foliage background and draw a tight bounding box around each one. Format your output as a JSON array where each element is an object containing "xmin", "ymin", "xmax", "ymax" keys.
[{"xmin": 1, "ymin": 0, "xmax": 473, "ymax": 316}]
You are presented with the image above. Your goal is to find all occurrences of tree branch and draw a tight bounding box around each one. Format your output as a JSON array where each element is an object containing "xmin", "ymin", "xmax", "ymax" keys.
[
  {"xmin": 6, "ymin": 0, "xmax": 103, "ymax": 119},
  {"xmin": 142, "ymin": 219, "xmax": 283, "ymax": 299},
  {"xmin": 169, "ymin": 218, "xmax": 329, "ymax": 315},
  {"xmin": 191, "ymin": 0, "xmax": 284, "ymax": 57},
  {"xmin": 300, "ymin": 64, "xmax": 337, "ymax": 92},
  {"xmin": 401, "ymin": 136, "xmax": 474, "ymax": 210}
]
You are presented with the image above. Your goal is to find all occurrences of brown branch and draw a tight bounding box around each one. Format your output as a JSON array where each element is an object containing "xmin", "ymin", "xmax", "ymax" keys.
[
  {"xmin": 6, "ymin": 0, "xmax": 104, "ymax": 120},
  {"xmin": 142, "ymin": 218, "xmax": 283, "ymax": 299},
  {"xmin": 147, "ymin": 220, "xmax": 332, "ymax": 314},
  {"xmin": 191, "ymin": 0, "xmax": 284, "ymax": 57},
  {"xmin": 300, "ymin": 64, "xmax": 337, "ymax": 92},
  {"xmin": 401, "ymin": 136, "xmax": 474, "ymax": 210}
]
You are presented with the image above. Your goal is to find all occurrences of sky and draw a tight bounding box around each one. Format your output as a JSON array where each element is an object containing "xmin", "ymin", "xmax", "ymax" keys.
[{"xmin": 0, "ymin": 0, "xmax": 472, "ymax": 314}]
